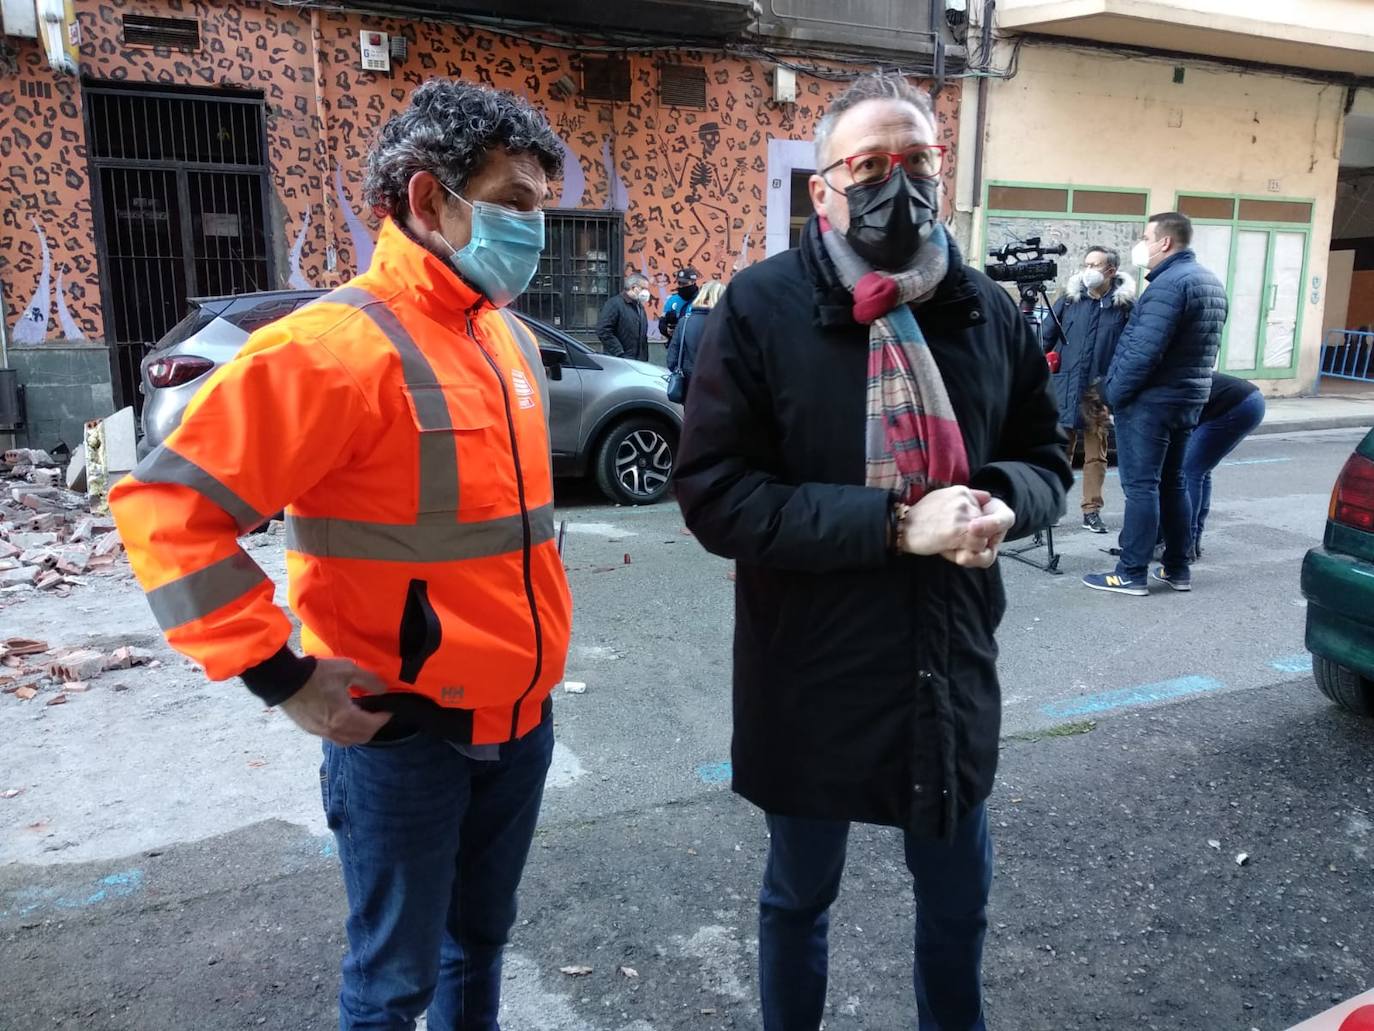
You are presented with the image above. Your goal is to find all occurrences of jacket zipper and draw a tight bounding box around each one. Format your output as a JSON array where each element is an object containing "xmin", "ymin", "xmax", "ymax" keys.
[{"xmin": 470, "ymin": 315, "xmax": 544, "ymax": 740}]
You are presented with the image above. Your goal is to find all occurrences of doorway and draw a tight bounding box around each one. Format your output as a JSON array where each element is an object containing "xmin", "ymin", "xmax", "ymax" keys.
[{"xmin": 85, "ymin": 83, "xmax": 274, "ymax": 409}]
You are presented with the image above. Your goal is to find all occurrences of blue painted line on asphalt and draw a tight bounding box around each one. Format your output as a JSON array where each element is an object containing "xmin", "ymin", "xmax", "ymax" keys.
[
  {"xmin": 0, "ymin": 868, "xmax": 145, "ymax": 920},
  {"xmin": 1040, "ymin": 675, "xmax": 1226, "ymax": 719},
  {"xmin": 1270, "ymin": 653, "xmax": 1310, "ymax": 674},
  {"xmin": 697, "ymin": 761, "xmax": 732, "ymax": 784}
]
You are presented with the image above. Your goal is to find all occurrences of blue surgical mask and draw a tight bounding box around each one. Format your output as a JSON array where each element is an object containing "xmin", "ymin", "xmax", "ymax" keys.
[{"xmin": 439, "ymin": 185, "xmax": 545, "ymax": 308}]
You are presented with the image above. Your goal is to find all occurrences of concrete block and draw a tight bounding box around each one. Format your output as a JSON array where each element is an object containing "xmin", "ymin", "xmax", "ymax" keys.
[
  {"xmin": 103, "ymin": 407, "xmax": 138, "ymax": 477},
  {"xmin": 66, "ymin": 443, "xmax": 87, "ymax": 492}
]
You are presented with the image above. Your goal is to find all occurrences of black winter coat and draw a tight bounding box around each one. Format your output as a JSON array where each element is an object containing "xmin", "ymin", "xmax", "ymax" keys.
[
  {"xmin": 595, "ymin": 293, "xmax": 649, "ymax": 361},
  {"xmin": 1042, "ymin": 273, "xmax": 1135, "ymax": 430},
  {"xmin": 674, "ymin": 221, "xmax": 1071, "ymax": 839},
  {"xmin": 1104, "ymin": 251, "xmax": 1227, "ymax": 412}
]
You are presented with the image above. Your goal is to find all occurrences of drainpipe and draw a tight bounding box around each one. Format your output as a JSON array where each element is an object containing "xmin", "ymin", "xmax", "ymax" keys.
[
  {"xmin": 310, "ymin": 7, "xmax": 337, "ymax": 276},
  {"xmin": 0, "ymin": 284, "xmax": 15, "ymax": 452}
]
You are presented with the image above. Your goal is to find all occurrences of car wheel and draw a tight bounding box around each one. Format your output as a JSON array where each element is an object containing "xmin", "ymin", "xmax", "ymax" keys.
[
  {"xmin": 594, "ymin": 418, "xmax": 676, "ymax": 506},
  {"xmin": 1312, "ymin": 655, "xmax": 1374, "ymax": 717}
]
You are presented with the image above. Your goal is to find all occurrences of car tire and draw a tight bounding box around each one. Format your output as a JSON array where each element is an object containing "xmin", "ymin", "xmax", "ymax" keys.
[
  {"xmin": 593, "ymin": 417, "xmax": 676, "ymax": 506},
  {"xmin": 1312, "ymin": 655, "xmax": 1374, "ymax": 717}
]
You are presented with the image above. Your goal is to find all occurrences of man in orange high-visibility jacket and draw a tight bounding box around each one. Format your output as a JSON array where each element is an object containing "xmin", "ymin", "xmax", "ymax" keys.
[{"xmin": 110, "ymin": 81, "xmax": 572, "ymax": 1030}]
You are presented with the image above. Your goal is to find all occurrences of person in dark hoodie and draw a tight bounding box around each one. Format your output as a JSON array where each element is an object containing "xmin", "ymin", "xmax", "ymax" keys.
[
  {"xmin": 675, "ymin": 72, "xmax": 1069, "ymax": 1031},
  {"xmin": 1041, "ymin": 246, "xmax": 1135, "ymax": 533}
]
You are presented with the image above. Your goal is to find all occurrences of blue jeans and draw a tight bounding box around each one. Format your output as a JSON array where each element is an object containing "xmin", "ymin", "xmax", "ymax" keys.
[
  {"xmin": 759, "ymin": 805, "xmax": 993, "ymax": 1031},
  {"xmin": 1114, "ymin": 404, "xmax": 1201, "ymax": 580},
  {"xmin": 1182, "ymin": 391, "xmax": 1266, "ymax": 553},
  {"xmin": 321, "ymin": 718, "xmax": 554, "ymax": 1030}
]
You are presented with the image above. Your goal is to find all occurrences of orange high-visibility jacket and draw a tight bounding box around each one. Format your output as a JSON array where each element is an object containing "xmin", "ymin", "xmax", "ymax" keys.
[{"xmin": 109, "ymin": 220, "xmax": 572, "ymax": 745}]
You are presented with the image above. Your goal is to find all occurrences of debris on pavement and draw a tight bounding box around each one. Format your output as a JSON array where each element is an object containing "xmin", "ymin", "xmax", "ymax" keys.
[
  {"xmin": 1, "ymin": 450, "xmax": 128, "ymax": 598},
  {"xmin": 563, "ymin": 681, "xmax": 587, "ymax": 695},
  {"xmin": 558, "ymin": 965, "xmax": 593, "ymax": 977},
  {"xmin": 1235, "ymin": 852, "xmax": 1250, "ymax": 866},
  {"xmin": 618, "ymin": 966, "xmax": 639, "ymax": 978}
]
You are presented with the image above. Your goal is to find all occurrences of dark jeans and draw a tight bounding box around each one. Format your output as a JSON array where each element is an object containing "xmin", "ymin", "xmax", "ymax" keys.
[
  {"xmin": 759, "ymin": 805, "xmax": 993, "ymax": 1031},
  {"xmin": 321, "ymin": 718, "xmax": 554, "ymax": 1030},
  {"xmin": 1183, "ymin": 391, "xmax": 1266, "ymax": 553},
  {"xmin": 1114, "ymin": 403, "xmax": 1201, "ymax": 580}
]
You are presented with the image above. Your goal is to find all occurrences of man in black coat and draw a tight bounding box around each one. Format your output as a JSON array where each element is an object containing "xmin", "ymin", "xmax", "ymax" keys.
[
  {"xmin": 675, "ymin": 73, "xmax": 1069, "ymax": 1031},
  {"xmin": 595, "ymin": 273, "xmax": 650, "ymax": 360},
  {"xmin": 1041, "ymin": 246, "xmax": 1135, "ymax": 534},
  {"xmin": 1083, "ymin": 212, "xmax": 1227, "ymax": 596}
]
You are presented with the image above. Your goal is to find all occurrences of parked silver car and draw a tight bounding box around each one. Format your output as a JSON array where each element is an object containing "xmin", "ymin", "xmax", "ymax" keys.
[{"xmin": 138, "ymin": 289, "xmax": 682, "ymax": 505}]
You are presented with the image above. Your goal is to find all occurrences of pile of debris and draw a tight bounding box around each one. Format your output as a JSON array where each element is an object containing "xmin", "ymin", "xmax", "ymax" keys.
[
  {"xmin": 1, "ymin": 637, "xmax": 158, "ymax": 707},
  {"xmin": 1, "ymin": 448, "xmax": 126, "ymax": 597}
]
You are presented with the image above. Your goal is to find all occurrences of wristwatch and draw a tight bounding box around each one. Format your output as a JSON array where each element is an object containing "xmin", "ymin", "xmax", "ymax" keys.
[{"xmin": 890, "ymin": 500, "xmax": 911, "ymax": 554}]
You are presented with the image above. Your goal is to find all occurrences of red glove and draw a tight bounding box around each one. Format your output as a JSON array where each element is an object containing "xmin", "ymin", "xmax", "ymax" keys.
[{"xmin": 1046, "ymin": 351, "xmax": 1061, "ymax": 373}]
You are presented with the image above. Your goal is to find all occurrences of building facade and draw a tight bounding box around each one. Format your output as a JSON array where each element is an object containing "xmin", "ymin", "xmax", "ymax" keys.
[
  {"xmin": 0, "ymin": 0, "xmax": 961, "ymax": 445},
  {"xmin": 954, "ymin": 0, "xmax": 1374, "ymax": 397}
]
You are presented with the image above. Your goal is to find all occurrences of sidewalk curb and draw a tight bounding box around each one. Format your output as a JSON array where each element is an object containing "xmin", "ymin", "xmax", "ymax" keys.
[{"xmin": 1253, "ymin": 415, "xmax": 1374, "ymax": 435}]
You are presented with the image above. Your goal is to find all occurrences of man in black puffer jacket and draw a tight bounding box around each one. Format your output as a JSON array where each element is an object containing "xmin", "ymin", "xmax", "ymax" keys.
[{"xmin": 1084, "ymin": 211, "xmax": 1227, "ymax": 596}]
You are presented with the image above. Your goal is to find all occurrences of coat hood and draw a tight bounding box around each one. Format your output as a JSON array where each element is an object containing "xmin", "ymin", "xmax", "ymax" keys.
[{"xmin": 1063, "ymin": 272, "xmax": 1136, "ymax": 308}]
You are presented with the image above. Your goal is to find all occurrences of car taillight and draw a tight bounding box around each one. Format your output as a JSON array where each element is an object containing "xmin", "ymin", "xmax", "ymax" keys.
[
  {"xmin": 1329, "ymin": 452, "xmax": 1374, "ymax": 532},
  {"xmin": 146, "ymin": 355, "xmax": 214, "ymax": 388}
]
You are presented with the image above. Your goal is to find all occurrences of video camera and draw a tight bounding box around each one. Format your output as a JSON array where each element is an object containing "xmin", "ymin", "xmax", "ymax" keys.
[{"xmin": 984, "ymin": 236, "xmax": 1068, "ymax": 286}]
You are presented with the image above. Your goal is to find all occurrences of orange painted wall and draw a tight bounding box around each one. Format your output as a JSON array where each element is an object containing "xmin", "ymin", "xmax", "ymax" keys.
[{"xmin": 1, "ymin": 0, "xmax": 960, "ymax": 345}]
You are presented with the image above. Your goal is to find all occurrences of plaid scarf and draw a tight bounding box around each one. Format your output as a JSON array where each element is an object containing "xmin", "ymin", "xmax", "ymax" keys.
[{"xmin": 819, "ymin": 219, "xmax": 970, "ymax": 504}]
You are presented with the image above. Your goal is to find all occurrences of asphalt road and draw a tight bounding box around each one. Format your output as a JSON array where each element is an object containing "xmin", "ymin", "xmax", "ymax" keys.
[{"xmin": 2, "ymin": 426, "xmax": 1371, "ymax": 1031}]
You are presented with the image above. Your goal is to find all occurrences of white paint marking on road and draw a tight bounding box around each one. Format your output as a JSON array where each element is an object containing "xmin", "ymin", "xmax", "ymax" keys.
[
  {"xmin": 548, "ymin": 742, "xmax": 586, "ymax": 789},
  {"xmin": 565, "ymin": 522, "xmax": 638, "ymax": 537}
]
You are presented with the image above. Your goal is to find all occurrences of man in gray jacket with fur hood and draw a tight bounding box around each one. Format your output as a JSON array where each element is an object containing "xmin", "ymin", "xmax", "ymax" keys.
[{"xmin": 1041, "ymin": 245, "xmax": 1135, "ymax": 533}]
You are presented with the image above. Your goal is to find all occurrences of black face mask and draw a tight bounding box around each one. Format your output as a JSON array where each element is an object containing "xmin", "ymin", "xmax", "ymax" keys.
[
  {"xmin": 678, "ymin": 284, "xmax": 699, "ymax": 302},
  {"xmin": 844, "ymin": 173, "xmax": 938, "ymax": 270}
]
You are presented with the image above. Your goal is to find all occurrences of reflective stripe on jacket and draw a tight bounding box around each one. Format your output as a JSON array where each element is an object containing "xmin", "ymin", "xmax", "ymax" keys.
[{"xmin": 109, "ymin": 220, "xmax": 572, "ymax": 745}]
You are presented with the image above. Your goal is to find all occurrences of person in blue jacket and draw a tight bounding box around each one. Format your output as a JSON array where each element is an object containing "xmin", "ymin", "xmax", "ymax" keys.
[
  {"xmin": 1041, "ymin": 246, "xmax": 1135, "ymax": 534},
  {"xmin": 1083, "ymin": 212, "xmax": 1227, "ymax": 596}
]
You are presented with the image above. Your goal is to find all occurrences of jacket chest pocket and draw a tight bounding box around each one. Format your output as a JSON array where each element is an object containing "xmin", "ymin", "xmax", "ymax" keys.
[{"xmin": 402, "ymin": 383, "xmax": 507, "ymax": 516}]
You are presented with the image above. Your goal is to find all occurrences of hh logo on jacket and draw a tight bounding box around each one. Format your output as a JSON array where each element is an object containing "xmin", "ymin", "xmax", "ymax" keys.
[{"xmin": 512, "ymin": 368, "xmax": 536, "ymax": 410}]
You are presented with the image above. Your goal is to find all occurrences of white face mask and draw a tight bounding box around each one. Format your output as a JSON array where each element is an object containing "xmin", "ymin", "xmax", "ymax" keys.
[
  {"xmin": 1080, "ymin": 269, "xmax": 1106, "ymax": 291},
  {"xmin": 1131, "ymin": 239, "xmax": 1153, "ymax": 269},
  {"xmin": 637, "ymin": 289, "xmax": 651, "ymax": 304}
]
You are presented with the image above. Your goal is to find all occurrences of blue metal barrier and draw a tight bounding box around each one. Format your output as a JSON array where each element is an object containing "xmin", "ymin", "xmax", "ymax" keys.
[{"xmin": 1317, "ymin": 330, "xmax": 1374, "ymax": 393}]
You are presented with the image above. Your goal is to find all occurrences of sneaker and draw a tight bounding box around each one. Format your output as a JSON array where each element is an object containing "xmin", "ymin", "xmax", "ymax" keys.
[
  {"xmin": 1150, "ymin": 566, "xmax": 1192, "ymax": 592},
  {"xmin": 1082, "ymin": 572, "xmax": 1149, "ymax": 596},
  {"xmin": 1082, "ymin": 512, "xmax": 1109, "ymax": 534}
]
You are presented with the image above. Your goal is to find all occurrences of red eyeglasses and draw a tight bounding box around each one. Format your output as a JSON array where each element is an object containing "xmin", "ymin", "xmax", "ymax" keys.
[{"xmin": 820, "ymin": 145, "xmax": 948, "ymax": 188}]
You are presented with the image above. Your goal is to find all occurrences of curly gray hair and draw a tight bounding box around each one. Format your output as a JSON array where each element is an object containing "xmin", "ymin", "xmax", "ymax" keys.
[
  {"xmin": 363, "ymin": 80, "xmax": 563, "ymax": 220},
  {"xmin": 814, "ymin": 73, "xmax": 935, "ymax": 169}
]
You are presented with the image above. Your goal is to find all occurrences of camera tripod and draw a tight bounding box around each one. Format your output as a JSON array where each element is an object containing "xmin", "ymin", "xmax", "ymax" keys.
[{"xmin": 1003, "ymin": 281, "xmax": 1067, "ymax": 575}]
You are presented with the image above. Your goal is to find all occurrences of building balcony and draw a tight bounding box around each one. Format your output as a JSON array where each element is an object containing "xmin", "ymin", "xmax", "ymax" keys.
[
  {"xmin": 994, "ymin": 0, "xmax": 1374, "ymax": 76},
  {"xmin": 387, "ymin": 0, "xmax": 755, "ymax": 40}
]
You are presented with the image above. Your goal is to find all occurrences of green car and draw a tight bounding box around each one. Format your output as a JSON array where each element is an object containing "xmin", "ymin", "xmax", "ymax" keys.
[{"xmin": 1303, "ymin": 427, "xmax": 1374, "ymax": 717}]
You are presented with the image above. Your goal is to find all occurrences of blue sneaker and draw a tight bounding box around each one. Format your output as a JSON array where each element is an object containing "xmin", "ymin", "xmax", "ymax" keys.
[
  {"xmin": 1150, "ymin": 566, "xmax": 1192, "ymax": 592},
  {"xmin": 1082, "ymin": 572, "xmax": 1148, "ymax": 596}
]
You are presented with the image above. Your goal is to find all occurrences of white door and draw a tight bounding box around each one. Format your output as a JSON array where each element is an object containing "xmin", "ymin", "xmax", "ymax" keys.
[
  {"xmin": 1226, "ymin": 230, "xmax": 1270, "ymax": 371},
  {"xmin": 1262, "ymin": 231, "xmax": 1304, "ymax": 370}
]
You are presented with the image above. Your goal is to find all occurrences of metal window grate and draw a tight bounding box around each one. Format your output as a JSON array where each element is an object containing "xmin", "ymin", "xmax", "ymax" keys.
[
  {"xmin": 87, "ymin": 89, "xmax": 264, "ymax": 165},
  {"xmin": 660, "ymin": 64, "xmax": 707, "ymax": 109},
  {"xmin": 513, "ymin": 211, "xmax": 624, "ymax": 341},
  {"xmin": 582, "ymin": 57, "xmax": 631, "ymax": 103},
  {"xmin": 122, "ymin": 14, "xmax": 201, "ymax": 50}
]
